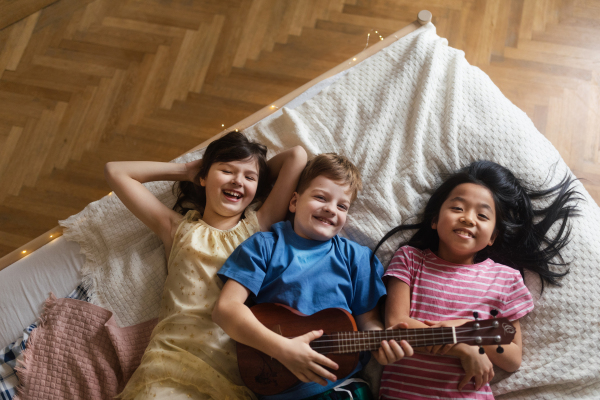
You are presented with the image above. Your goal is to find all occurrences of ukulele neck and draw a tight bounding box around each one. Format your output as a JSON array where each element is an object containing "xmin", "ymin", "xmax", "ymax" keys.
[{"xmin": 310, "ymin": 327, "xmax": 457, "ymax": 354}]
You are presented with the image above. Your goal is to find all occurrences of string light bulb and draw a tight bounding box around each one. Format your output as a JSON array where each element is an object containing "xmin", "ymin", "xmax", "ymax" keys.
[{"xmin": 22, "ymin": 250, "xmax": 27, "ymax": 254}]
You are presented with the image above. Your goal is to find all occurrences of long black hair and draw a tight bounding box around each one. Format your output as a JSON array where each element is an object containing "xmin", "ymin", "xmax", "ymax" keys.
[
  {"xmin": 173, "ymin": 131, "xmax": 270, "ymax": 215},
  {"xmin": 374, "ymin": 160, "xmax": 580, "ymax": 292}
]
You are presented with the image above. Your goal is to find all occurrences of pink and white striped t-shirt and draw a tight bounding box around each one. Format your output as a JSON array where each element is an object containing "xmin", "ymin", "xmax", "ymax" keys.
[{"xmin": 379, "ymin": 246, "xmax": 533, "ymax": 400}]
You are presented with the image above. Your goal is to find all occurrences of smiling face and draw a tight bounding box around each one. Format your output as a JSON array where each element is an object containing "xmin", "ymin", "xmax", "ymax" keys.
[
  {"xmin": 199, "ymin": 158, "xmax": 259, "ymax": 224},
  {"xmin": 432, "ymin": 183, "xmax": 497, "ymax": 264},
  {"xmin": 289, "ymin": 175, "xmax": 352, "ymax": 241}
]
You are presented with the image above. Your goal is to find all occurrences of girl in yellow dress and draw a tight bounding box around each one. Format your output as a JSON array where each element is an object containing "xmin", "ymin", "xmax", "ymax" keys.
[{"xmin": 104, "ymin": 132, "xmax": 307, "ymax": 400}]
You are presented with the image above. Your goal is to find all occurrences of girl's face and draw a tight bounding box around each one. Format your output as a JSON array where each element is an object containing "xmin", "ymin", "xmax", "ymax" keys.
[
  {"xmin": 200, "ymin": 158, "xmax": 260, "ymax": 222},
  {"xmin": 432, "ymin": 183, "xmax": 497, "ymax": 265}
]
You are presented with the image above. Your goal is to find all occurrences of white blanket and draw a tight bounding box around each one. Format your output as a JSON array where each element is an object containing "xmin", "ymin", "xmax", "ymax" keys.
[{"xmin": 60, "ymin": 24, "xmax": 600, "ymax": 398}]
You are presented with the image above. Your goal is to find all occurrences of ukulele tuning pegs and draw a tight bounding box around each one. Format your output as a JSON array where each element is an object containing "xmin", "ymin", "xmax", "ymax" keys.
[
  {"xmin": 490, "ymin": 309, "xmax": 499, "ymax": 318},
  {"xmin": 496, "ymin": 345, "xmax": 504, "ymax": 354},
  {"xmin": 479, "ymin": 346, "xmax": 485, "ymax": 355},
  {"xmin": 473, "ymin": 311, "xmax": 479, "ymax": 320}
]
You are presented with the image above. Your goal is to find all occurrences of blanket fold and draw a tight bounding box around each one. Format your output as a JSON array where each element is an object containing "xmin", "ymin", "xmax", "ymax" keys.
[{"xmin": 15, "ymin": 294, "xmax": 157, "ymax": 400}]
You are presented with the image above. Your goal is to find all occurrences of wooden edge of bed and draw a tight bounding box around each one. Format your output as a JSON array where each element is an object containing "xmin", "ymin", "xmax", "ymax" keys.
[{"xmin": 0, "ymin": 11, "xmax": 432, "ymax": 272}]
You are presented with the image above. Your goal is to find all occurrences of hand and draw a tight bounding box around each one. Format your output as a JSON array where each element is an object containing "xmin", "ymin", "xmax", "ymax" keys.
[
  {"xmin": 371, "ymin": 322, "xmax": 414, "ymax": 365},
  {"xmin": 423, "ymin": 319, "xmax": 471, "ymax": 355},
  {"xmin": 456, "ymin": 344, "xmax": 494, "ymax": 391},
  {"xmin": 277, "ymin": 330, "xmax": 339, "ymax": 386},
  {"xmin": 184, "ymin": 159, "xmax": 203, "ymax": 183}
]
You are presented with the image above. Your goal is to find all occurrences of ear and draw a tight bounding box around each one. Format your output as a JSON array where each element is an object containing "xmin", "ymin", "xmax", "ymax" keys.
[
  {"xmin": 199, "ymin": 176, "xmax": 206, "ymax": 187},
  {"xmin": 289, "ymin": 192, "xmax": 299, "ymax": 213},
  {"xmin": 431, "ymin": 216, "xmax": 438, "ymax": 230},
  {"xmin": 488, "ymin": 230, "xmax": 498, "ymax": 246}
]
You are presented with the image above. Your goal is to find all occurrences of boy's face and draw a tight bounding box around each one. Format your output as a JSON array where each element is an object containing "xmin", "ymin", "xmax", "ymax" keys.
[{"xmin": 289, "ymin": 175, "xmax": 352, "ymax": 241}]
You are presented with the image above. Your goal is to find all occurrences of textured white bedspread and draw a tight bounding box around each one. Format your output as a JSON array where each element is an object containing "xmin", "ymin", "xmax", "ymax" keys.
[{"xmin": 60, "ymin": 24, "xmax": 600, "ymax": 398}]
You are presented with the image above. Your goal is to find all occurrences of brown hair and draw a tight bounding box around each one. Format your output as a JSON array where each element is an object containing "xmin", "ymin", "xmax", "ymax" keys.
[{"xmin": 296, "ymin": 153, "xmax": 362, "ymax": 201}]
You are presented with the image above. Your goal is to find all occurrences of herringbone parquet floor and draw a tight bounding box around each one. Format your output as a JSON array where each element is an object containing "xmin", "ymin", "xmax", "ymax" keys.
[{"xmin": 0, "ymin": 0, "xmax": 599, "ymax": 259}]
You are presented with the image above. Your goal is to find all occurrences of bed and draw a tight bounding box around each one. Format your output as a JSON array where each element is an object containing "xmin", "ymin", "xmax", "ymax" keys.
[{"xmin": 2, "ymin": 10, "xmax": 600, "ymax": 399}]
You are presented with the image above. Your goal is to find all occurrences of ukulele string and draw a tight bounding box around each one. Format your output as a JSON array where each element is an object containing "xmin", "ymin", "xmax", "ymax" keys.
[{"xmin": 308, "ymin": 333, "xmax": 504, "ymax": 352}]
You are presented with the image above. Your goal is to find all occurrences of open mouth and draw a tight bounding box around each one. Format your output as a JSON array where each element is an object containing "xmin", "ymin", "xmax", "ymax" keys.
[
  {"xmin": 314, "ymin": 216, "xmax": 334, "ymax": 226},
  {"xmin": 454, "ymin": 229, "xmax": 474, "ymax": 238},
  {"xmin": 223, "ymin": 190, "xmax": 243, "ymax": 201}
]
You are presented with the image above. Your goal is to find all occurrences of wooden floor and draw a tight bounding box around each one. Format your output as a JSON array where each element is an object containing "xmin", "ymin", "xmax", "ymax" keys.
[{"xmin": 0, "ymin": 0, "xmax": 599, "ymax": 258}]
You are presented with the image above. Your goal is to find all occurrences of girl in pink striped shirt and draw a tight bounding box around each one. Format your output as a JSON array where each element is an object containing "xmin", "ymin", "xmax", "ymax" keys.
[{"xmin": 374, "ymin": 161, "xmax": 579, "ymax": 399}]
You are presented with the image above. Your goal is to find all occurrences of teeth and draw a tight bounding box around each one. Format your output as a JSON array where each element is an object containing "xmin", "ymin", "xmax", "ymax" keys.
[
  {"xmin": 456, "ymin": 230, "xmax": 473, "ymax": 238},
  {"xmin": 224, "ymin": 190, "xmax": 242, "ymax": 198},
  {"xmin": 316, "ymin": 217, "xmax": 333, "ymax": 225}
]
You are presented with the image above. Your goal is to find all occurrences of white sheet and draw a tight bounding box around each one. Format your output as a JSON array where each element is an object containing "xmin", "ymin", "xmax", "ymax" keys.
[{"xmin": 0, "ymin": 237, "xmax": 85, "ymax": 344}]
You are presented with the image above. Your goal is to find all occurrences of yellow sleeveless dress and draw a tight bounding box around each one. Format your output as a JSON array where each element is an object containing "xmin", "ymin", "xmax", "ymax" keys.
[{"xmin": 118, "ymin": 210, "xmax": 260, "ymax": 400}]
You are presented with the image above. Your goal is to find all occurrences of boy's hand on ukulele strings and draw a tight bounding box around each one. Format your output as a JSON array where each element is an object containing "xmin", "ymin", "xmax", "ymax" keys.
[
  {"xmin": 371, "ymin": 322, "xmax": 414, "ymax": 365},
  {"xmin": 457, "ymin": 344, "xmax": 494, "ymax": 391},
  {"xmin": 278, "ymin": 329, "xmax": 339, "ymax": 386},
  {"xmin": 423, "ymin": 319, "xmax": 472, "ymax": 355}
]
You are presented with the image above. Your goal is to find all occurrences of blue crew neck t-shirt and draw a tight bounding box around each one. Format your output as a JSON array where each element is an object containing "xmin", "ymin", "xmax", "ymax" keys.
[{"xmin": 218, "ymin": 220, "xmax": 386, "ymax": 400}]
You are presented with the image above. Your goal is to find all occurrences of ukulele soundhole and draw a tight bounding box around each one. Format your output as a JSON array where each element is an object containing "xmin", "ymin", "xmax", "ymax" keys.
[{"xmin": 255, "ymin": 352, "xmax": 285, "ymax": 385}]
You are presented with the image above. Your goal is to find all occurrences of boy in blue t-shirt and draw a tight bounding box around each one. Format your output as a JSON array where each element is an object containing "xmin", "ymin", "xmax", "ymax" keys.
[{"xmin": 213, "ymin": 154, "xmax": 413, "ymax": 400}]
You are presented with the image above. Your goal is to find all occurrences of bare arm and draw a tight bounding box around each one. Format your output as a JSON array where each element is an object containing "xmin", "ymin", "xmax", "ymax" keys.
[
  {"xmin": 256, "ymin": 146, "xmax": 307, "ymax": 231},
  {"xmin": 213, "ymin": 279, "xmax": 339, "ymax": 385},
  {"xmin": 356, "ymin": 306, "xmax": 413, "ymax": 365},
  {"xmin": 104, "ymin": 159, "xmax": 201, "ymax": 254}
]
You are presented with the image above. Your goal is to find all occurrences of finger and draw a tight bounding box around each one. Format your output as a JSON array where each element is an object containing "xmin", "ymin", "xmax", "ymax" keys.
[
  {"xmin": 389, "ymin": 322, "xmax": 409, "ymax": 330},
  {"xmin": 314, "ymin": 353, "xmax": 339, "ymax": 371},
  {"xmin": 429, "ymin": 345, "xmax": 443, "ymax": 354},
  {"xmin": 302, "ymin": 329, "xmax": 324, "ymax": 343},
  {"xmin": 489, "ymin": 368, "xmax": 495, "ymax": 382},
  {"xmin": 422, "ymin": 320, "xmax": 437, "ymax": 326},
  {"xmin": 474, "ymin": 375, "xmax": 483, "ymax": 390},
  {"xmin": 439, "ymin": 344, "xmax": 453, "ymax": 355},
  {"xmin": 304, "ymin": 369, "xmax": 329, "ymax": 386},
  {"xmin": 309, "ymin": 362, "xmax": 337, "ymax": 383},
  {"xmin": 399, "ymin": 340, "xmax": 414, "ymax": 357},
  {"xmin": 379, "ymin": 340, "xmax": 395, "ymax": 363},
  {"xmin": 457, "ymin": 375, "xmax": 472, "ymax": 391},
  {"xmin": 388, "ymin": 340, "xmax": 406, "ymax": 361}
]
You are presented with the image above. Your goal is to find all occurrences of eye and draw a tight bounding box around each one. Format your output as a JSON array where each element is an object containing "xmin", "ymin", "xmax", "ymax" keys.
[
  {"xmin": 451, "ymin": 206, "xmax": 462, "ymax": 211},
  {"xmin": 338, "ymin": 204, "xmax": 348, "ymax": 211},
  {"xmin": 222, "ymin": 169, "xmax": 231, "ymax": 174},
  {"xmin": 314, "ymin": 195, "xmax": 326, "ymax": 201},
  {"xmin": 478, "ymin": 214, "xmax": 489, "ymax": 220},
  {"xmin": 245, "ymin": 176, "xmax": 256, "ymax": 181}
]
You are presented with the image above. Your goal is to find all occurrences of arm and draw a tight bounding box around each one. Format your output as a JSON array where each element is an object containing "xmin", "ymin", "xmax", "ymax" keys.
[
  {"xmin": 385, "ymin": 277, "xmax": 493, "ymax": 391},
  {"xmin": 355, "ymin": 306, "xmax": 413, "ymax": 366},
  {"xmin": 212, "ymin": 279, "xmax": 339, "ymax": 385},
  {"xmin": 256, "ymin": 146, "xmax": 307, "ymax": 231},
  {"xmin": 104, "ymin": 159, "xmax": 201, "ymax": 251}
]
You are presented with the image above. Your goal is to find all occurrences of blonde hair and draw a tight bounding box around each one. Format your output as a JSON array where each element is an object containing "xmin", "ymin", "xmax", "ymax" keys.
[{"xmin": 296, "ymin": 153, "xmax": 362, "ymax": 201}]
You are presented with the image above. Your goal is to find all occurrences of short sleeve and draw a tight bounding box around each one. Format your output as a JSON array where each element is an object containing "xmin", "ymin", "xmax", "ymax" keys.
[
  {"xmin": 349, "ymin": 247, "xmax": 386, "ymax": 316},
  {"xmin": 501, "ymin": 273, "xmax": 534, "ymax": 321},
  {"xmin": 218, "ymin": 233, "xmax": 270, "ymax": 296},
  {"xmin": 383, "ymin": 246, "xmax": 415, "ymax": 287}
]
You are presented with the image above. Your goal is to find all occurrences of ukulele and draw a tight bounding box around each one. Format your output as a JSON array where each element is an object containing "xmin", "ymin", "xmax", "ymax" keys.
[{"xmin": 236, "ymin": 303, "xmax": 516, "ymax": 395}]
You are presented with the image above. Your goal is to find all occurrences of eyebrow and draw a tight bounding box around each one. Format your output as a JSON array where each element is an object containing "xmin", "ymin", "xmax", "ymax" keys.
[{"xmin": 449, "ymin": 196, "xmax": 494, "ymax": 213}]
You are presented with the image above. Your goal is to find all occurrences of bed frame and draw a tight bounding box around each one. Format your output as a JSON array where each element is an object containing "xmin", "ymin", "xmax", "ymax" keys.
[{"xmin": 0, "ymin": 10, "xmax": 432, "ymax": 272}]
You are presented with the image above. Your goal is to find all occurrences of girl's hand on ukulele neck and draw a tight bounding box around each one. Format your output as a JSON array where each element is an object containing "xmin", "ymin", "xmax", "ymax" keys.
[
  {"xmin": 422, "ymin": 319, "xmax": 472, "ymax": 355},
  {"xmin": 277, "ymin": 329, "xmax": 339, "ymax": 386},
  {"xmin": 371, "ymin": 322, "xmax": 414, "ymax": 366},
  {"xmin": 456, "ymin": 344, "xmax": 494, "ymax": 391}
]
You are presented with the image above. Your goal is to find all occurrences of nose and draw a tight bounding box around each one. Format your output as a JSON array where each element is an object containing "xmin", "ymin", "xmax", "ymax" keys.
[
  {"xmin": 460, "ymin": 215, "xmax": 475, "ymax": 226},
  {"xmin": 231, "ymin": 174, "xmax": 242, "ymax": 187},
  {"xmin": 322, "ymin": 202, "xmax": 335, "ymax": 215}
]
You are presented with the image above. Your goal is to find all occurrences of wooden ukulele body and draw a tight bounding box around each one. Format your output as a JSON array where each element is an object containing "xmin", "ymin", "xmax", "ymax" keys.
[{"xmin": 236, "ymin": 303, "xmax": 359, "ymax": 396}]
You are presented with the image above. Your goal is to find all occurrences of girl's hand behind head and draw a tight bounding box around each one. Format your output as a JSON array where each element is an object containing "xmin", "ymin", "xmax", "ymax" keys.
[{"xmin": 184, "ymin": 158, "xmax": 203, "ymax": 184}]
